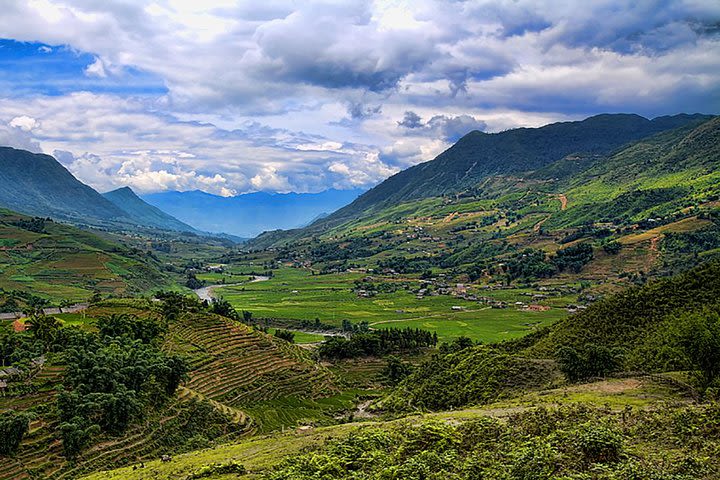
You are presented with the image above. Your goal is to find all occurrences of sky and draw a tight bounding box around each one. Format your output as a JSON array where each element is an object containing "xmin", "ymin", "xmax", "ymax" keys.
[{"xmin": 0, "ymin": 0, "xmax": 718, "ymax": 196}]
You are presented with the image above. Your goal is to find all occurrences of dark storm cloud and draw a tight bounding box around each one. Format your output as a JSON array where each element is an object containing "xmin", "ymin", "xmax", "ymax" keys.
[{"xmin": 398, "ymin": 111, "xmax": 487, "ymax": 142}]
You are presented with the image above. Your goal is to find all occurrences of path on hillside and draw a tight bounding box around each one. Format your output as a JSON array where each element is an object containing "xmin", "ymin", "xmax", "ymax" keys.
[
  {"xmin": 533, "ymin": 193, "xmax": 567, "ymax": 233},
  {"xmin": 194, "ymin": 275, "xmax": 270, "ymax": 302}
]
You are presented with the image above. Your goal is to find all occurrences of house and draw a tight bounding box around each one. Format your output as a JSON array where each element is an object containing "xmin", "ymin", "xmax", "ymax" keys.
[
  {"xmin": 451, "ymin": 306, "xmax": 465, "ymax": 311},
  {"xmin": 12, "ymin": 319, "xmax": 26, "ymax": 332}
]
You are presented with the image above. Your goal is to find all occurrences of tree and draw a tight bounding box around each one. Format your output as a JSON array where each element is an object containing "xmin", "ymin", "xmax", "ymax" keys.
[
  {"xmin": 674, "ymin": 308, "xmax": 720, "ymax": 388},
  {"xmin": 273, "ymin": 329, "xmax": 295, "ymax": 343},
  {"xmin": 383, "ymin": 356, "xmax": 412, "ymax": 385},
  {"xmin": 25, "ymin": 314, "xmax": 62, "ymax": 350},
  {"xmin": 0, "ymin": 411, "xmax": 32, "ymax": 455},
  {"xmin": 557, "ymin": 343, "xmax": 621, "ymax": 383}
]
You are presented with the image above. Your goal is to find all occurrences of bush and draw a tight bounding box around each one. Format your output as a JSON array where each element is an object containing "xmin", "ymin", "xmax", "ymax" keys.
[
  {"xmin": 556, "ymin": 343, "xmax": 622, "ymax": 383},
  {"xmin": 274, "ymin": 329, "xmax": 295, "ymax": 343},
  {"xmin": 574, "ymin": 422, "xmax": 624, "ymax": 464},
  {"xmin": 0, "ymin": 411, "xmax": 32, "ymax": 455}
]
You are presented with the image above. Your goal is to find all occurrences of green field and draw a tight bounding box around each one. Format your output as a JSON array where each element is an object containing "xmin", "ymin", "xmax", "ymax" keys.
[
  {"xmin": 218, "ymin": 268, "xmax": 568, "ymax": 342},
  {"xmin": 267, "ymin": 327, "xmax": 327, "ymax": 344}
]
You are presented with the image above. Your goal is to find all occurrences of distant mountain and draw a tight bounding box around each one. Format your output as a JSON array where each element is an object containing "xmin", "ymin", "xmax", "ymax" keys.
[
  {"xmin": 141, "ymin": 189, "xmax": 365, "ymax": 237},
  {"xmin": 103, "ymin": 186, "xmax": 197, "ymax": 233},
  {"xmin": 0, "ymin": 147, "xmax": 128, "ymax": 225}
]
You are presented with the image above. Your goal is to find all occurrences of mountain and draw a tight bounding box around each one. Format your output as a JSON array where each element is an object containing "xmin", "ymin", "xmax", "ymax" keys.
[
  {"xmin": 323, "ymin": 114, "xmax": 713, "ymax": 223},
  {"xmin": 142, "ymin": 188, "xmax": 365, "ymax": 238},
  {"xmin": 0, "ymin": 147, "xmax": 200, "ymax": 235},
  {"xmin": 249, "ymin": 113, "xmax": 715, "ymax": 247},
  {"xmin": 103, "ymin": 186, "xmax": 197, "ymax": 233},
  {"xmin": 0, "ymin": 147, "xmax": 129, "ymax": 225}
]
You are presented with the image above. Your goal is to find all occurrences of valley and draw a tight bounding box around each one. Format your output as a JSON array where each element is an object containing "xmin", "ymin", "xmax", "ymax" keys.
[{"xmin": 2, "ymin": 114, "xmax": 720, "ymax": 479}]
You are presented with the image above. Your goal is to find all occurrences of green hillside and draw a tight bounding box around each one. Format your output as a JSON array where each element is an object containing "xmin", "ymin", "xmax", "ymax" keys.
[
  {"xmin": 0, "ymin": 297, "xmax": 345, "ymax": 479},
  {"xmin": 0, "ymin": 209, "xmax": 173, "ymax": 304},
  {"xmin": 0, "ymin": 147, "xmax": 128, "ymax": 226},
  {"xmin": 252, "ymin": 113, "xmax": 713, "ymax": 244},
  {"xmin": 102, "ymin": 187, "xmax": 198, "ymax": 233}
]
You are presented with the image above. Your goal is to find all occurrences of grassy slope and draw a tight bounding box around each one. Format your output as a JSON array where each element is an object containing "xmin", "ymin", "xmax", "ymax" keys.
[
  {"xmin": 80, "ymin": 374, "xmax": 705, "ymax": 480},
  {"xmin": 0, "ymin": 300, "xmax": 349, "ymax": 479},
  {"xmin": 0, "ymin": 209, "xmax": 173, "ymax": 302}
]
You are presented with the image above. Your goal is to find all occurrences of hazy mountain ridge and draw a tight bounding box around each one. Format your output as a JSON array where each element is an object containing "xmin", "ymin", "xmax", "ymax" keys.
[
  {"xmin": 0, "ymin": 147, "xmax": 198, "ymax": 235},
  {"xmin": 142, "ymin": 188, "xmax": 365, "ymax": 238}
]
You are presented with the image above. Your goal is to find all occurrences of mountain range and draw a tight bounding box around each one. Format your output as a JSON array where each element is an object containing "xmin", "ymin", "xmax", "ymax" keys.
[{"xmin": 141, "ymin": 188, "xmax": 365, "ymax": 238}]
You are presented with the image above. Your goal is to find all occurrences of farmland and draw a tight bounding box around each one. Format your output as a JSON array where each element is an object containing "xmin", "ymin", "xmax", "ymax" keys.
[{"xmin": 217, "ymin": 267, "xmax": 568, "ymax": 343}]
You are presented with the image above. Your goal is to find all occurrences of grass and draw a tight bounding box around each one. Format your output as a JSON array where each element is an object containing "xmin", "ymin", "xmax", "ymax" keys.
[
  {"xmin": 370, "ymin": 307, "xmax": 564, "ymax": 343},
  {"xmin": 267, "ymin": 328, "xmax": 327, "ymax": 344}
]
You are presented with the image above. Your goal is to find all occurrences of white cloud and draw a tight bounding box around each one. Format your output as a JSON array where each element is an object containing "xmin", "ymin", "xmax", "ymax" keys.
[
  {"xmin": 9, "ymin": 116, "xmax": 39, "ymax": 131},
  {"xmin": 0, "ymin": 0, "xmax": 717, "ymax": 195}
]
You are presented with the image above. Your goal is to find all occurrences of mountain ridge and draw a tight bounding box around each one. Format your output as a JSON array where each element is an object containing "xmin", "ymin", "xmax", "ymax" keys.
[
  {"xmin": 102, "ymin": 186, "xmax": 198, "ymax": 233},
  {"xmin": 142, "ymin": 188, "xmax": 365, "ymax": 237}
]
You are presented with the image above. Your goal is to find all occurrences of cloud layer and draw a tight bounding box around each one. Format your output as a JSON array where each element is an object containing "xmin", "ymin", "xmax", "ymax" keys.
[{"xmin": 0, "ymin": 0, "xmax": 718, "ymax": 194}]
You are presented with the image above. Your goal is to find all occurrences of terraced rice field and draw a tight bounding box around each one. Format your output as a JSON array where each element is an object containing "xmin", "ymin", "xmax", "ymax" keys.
[{"xmin": 165, "ymin": 312, "xmax": 338, "ymax": 428}]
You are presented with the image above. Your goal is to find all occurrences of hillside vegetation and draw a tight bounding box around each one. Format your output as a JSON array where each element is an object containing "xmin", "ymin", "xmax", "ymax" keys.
[{"xmin": 0, "ymin": 209, "xmax": 173, "ymax": 304}]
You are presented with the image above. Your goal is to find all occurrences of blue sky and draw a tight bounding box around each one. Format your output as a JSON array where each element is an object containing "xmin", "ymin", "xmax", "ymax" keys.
[{"xmin": 0, "ymin": 0, "xmax": 718, "ymax": 195}]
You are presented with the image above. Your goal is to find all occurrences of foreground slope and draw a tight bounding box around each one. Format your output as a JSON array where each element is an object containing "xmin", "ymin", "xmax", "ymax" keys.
[{"xmin": 0, "ymin": 299, "xmax": 339, "ymax": 479}]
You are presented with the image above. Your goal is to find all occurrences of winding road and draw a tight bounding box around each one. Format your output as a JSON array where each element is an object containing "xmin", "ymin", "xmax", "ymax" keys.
[{"xmin": 194, "ymin": 275, "xmax": 270, "ymax": 302}]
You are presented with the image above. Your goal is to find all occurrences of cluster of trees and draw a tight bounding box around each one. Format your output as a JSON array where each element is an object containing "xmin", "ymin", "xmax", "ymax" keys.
[
  {"xmin": 553, "ymin": 243, "xmax": 594, "ymax": 273},
  {"xmin": 273, "ymin": 329, "xmax": 295, "ymax": 343},
  {"xmin": 378, "ymin": 256, "xmax": 435, "ymax": 274},
  {"xmin": 0, "ymin": 411, "xmax": 32, "ymax": 455},
  {"xmin": 382, "ymin": 345, "xmax": 554, "ymax": 412},
  {"xmin": 505, "ymin": 244, "xmax": 594, "ymax": 280},
  {"xmin": 556, "ymin": 343, "xmax": 623, "ymax": 383},
  {"xmin": 319, "ymin": 327, "xmax": 437, "ymax": 360},
  {"xmin": 58, "ymin": 314, "xmax": 188, "ymax": 457},
  {"xmin": 10, "ymin": 216, "xmax": 51, "ymax": 233}
]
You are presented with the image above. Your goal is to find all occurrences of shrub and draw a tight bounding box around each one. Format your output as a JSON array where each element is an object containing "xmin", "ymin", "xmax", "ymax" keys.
[{"xmin": 0, "ymin": 411, "xmax": 32, "ymax": 455}]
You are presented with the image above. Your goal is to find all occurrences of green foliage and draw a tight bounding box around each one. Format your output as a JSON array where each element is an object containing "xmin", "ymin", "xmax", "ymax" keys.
[
  {"xmin": 186, "ymin": 461, "xmax": 246, "ymax": 479},
  {"xmin": 672, "ymin": 308, "xmax": 720, "ymax": 388},
  {"xmin": 57, "ymin": 320, "xmax": 188, "ymax": 456},
  {"xmin": 318, "ymin": 328, "xmax": 436, "ymax": 360},
  {"xmin": 528, "ymin": 259, "xmax": 720, "ymax": 372},
  {"xmin": 274, "ymin": 329, "xmax": 296, "ymax": 343},
  {"xmin": 209, "ymin": 297, "xmax": 241, "ymax": 321},
  {"xmin": 382, "ymin": 355, "xmax": 413, "ymax": 385},
  {"xmin": 263, "ymin": 403, "xmax": 720, "ymax": 479},
  {"xmin": 556, "ymin": 343, "xmax": 622, "ymax": 383},
  {"xmin": 25, "ymin": 313, "xmax": 62, "ymax": 350},
  {"xmin": 0, "ymin": 410, "xmax": 32, "ymax": 455},
  {"xmin": 506, "ymin": 249, "xmax": 555, "ymax": 281},
  {"xmin": 573, "ymin": 421, "xmax": 624, "ymax": 464},
  {"xmin": 382, "ymin": 346, "xmax": 556, "ymax": 412},
  {"xmin": 97, "ymin": 313, "xmax": 165, "ymax": 344},
  {"xmin": 552, "ymin": 243, "xmax": 594, "ymax": 273}
]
